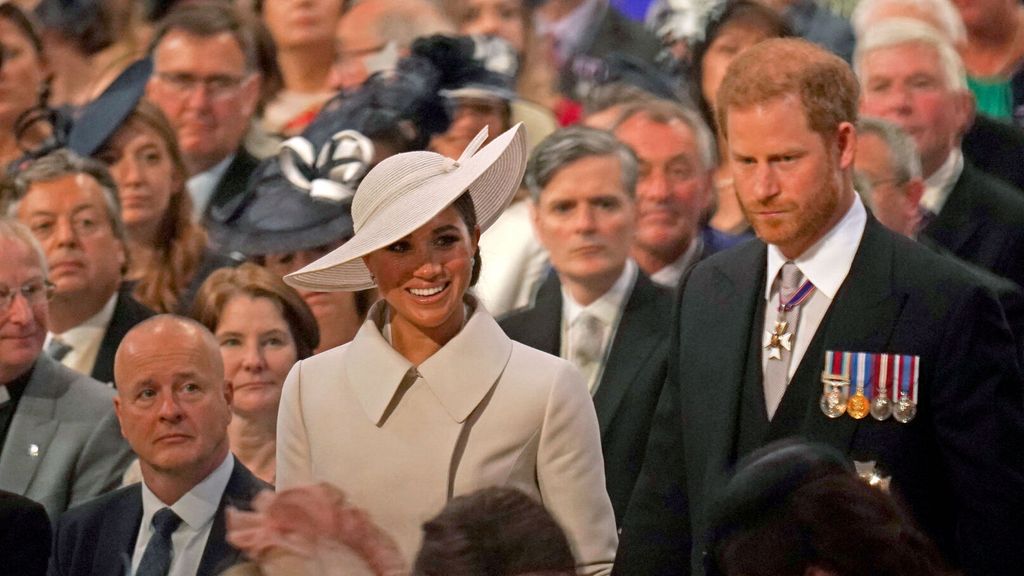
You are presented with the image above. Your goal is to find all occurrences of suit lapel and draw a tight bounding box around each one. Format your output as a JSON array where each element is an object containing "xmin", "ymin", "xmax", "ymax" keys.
[
  {"xmin": 796, "ymin": 219, "xmax": 906, "ymax": 452},
  {"xmin": 921, "ymin": 164, "xmax": 984, "ymax": 256},
  {"xmin": 697, "ymin": 243, "xmax": 768, "ymax": 474},
  {"xmin": 0, "ymin": 359, "xmax": 61, "ymax": 495},
  {"xmin": 99, "ymin": 487, "xmax": 143, "ymax": 575},
  {"xmin": 594, "ymin": 274, "xmax": 662, "ymax": 439},
  {"xmin": 510, "ymin": 274, "xmax": 562, "ymax": 356},
  {"xmin": 197, "ymin": 460, "xmax": 268, "ymax": 576}
]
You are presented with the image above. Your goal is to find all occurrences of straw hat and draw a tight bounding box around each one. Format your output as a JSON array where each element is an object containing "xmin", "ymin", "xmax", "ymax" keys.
[{"xmin": 284, "ymin": 123, "xmax": 527, "ymax": 292}]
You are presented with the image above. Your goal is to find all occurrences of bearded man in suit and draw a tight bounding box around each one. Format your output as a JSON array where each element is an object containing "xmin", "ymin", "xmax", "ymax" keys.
[{"xmin": 615, "ymin": 38, "xmax": 1024, "ymax": 576}]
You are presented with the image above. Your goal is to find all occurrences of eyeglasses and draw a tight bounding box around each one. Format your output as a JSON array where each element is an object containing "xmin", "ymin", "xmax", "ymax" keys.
[
  {"xmin": 153, "ymin": 71, "xmax": 248, "ymax": 100},
  {"xmin": 0, "ymin": 279, "xmax": 55, "ymax": 314}
]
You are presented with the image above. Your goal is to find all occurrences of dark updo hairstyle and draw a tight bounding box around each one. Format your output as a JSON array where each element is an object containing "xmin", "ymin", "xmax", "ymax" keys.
[
  {"xmin": 688, "ymin": 0, "xmax": 792, "ymax": 136},
  {"xmin": 451, "ymin": 192, "xmax": 482, "ymax": 287},
  {"xmin": 412, "ymin": 487, "xmax": 575, "ymax": 576}
]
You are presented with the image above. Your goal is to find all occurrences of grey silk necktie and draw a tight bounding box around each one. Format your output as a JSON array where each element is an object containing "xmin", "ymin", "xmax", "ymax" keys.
[
  {"xmin": 764, "ymin": 262, "xmax": 805, "ymax": 420},
  {"xmin": 135, "ymin": 507, "xmax": 182, "ymax": 576},
  {"xmin": 570, "ymin": 312, "xmax": 604, "ymax": 393},
  {"xmin": 45, "ymin": 337, "xmax": 73, "ymax": 362}
]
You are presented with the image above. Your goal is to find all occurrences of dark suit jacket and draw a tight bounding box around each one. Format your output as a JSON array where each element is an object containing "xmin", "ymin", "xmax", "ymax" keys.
[
  {"xmin": 919, "ymin": 235, "xmax": 1024, "ymax": 362},
  {"xmin": 0, "ymin": 489, "xmax": 51, "ymax": 576},
  {"xmin": 91, "ymin": 288, "xmax": 156, "ymax": 386},
  {"xmin": 615, "ymin": 217, "xmax": 1024, "ymax": 576},
  {"xmin": 500, "ymin": 271, "xmax": 673, "ymax": 526},
  {"xmin": 49, "ymin": 458, "xmax": 270, "ymax": 576},
  {"xmin": 205, "ymin": 148, "xmax": 260, "ymax": 227},
  {"xmin": 962, "ymin": 114, "xmax": 1024, "ymax": 191},
  {"xmin": 921, "ymin": 161, "xmax": 1024, "ymax": 288}
]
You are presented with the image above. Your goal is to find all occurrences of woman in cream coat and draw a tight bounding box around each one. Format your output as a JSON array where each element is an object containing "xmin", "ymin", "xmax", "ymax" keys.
[{"xmin": 277, "ymin": 124, "xmax": 617, "ymax": 575}]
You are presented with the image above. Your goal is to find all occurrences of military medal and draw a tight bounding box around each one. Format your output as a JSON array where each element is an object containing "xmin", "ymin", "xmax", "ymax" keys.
[
  {"xmin": 870, "ymin": 353, "xmax": 893, "ymax": 421},
  {"xmin": 820, "ymin": 351, "xmax": 850, "ymax": 418},
  {"xmin": 765, "ymin": 321, "xmax": 792, "ymax": 360},
  {"xmin": 893, "ymin": 354, "xmax": 919, "ymax": 423},
  {"xmin": 766, "ymin": 278, "xmax": 815, "ymax": 360},
  {"xmin": 847, "ymin": 351, "xmax": 871, "ymax": 420}
]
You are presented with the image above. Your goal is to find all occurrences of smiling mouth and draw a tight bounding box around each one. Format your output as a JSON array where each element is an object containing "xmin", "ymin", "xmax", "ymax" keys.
[{"xmin": 409, "ymin": 285, "xmax": 447, "ymax": 297}]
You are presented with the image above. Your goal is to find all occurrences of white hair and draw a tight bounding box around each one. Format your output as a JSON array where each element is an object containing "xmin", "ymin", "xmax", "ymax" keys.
[
  {"xmin": 851, "ymin": 0, "xmax": 966, "ymax": 45},
  {"xmin": 854, "ymin": 18, "xmax": 967, "ymax": 92},
  {"xmin": 857, "ymin": 116, "xmax": 923, "ymax": 182}
]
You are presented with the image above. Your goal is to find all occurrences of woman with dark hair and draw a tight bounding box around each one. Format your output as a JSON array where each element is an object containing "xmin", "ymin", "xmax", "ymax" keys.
[
  {"xmin": 413, "ymin": 487, "xmax": 575, "ymax": 576},
  {"xmin": 276, "ymin": 123, "xmax": 617, "ymax": 575},
  {"xmin": 91, "ymin": 97, "xmax": 236, "ymax": 313},
  {"xmin": 441, "ymin": 0, "xmax": 560, "ymax": 112},
  {"xmin": 193, "ymin": 263, "xmax": 319, "ymax": 484},
  {"xmin": 212, "ymin": 37, "xmax": 485, "ymax": 352},
  {"xmin": 0, "ymin": 3, "xmax": 52, "ymax": 171},
  {"xmin": 688, "ymin": 0, "xmax": 791, "ymax": 236},
  {"xmin": 706, "ymin": 441, "xmax": 951, "ymax": 576}
]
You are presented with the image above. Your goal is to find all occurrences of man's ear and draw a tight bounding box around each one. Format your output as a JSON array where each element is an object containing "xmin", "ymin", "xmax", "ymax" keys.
[
  {"xmin": 905, "ymin": 178, "xmax": 925, "ymax": 207},
  {"xmin": 836, "ymin": 122, "xmax": 857, "ymax": 170},
  {"xmin": 113, "ymin": 396, "xmax": 127, "ymax": 439},
  {"xmin": 239, "ymin": 73, "xmax": 263, "ymax": 118}
]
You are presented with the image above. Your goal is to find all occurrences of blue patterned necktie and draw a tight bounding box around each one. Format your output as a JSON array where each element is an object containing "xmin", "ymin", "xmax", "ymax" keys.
[{"xmin": 136, "ymin": 508, "xmax": 182, "ymax": 576}]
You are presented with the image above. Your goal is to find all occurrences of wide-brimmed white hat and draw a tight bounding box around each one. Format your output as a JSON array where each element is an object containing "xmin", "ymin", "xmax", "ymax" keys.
[{"xmin": 284, "ymin": 123, "xmax": 527, "ymax": 292}]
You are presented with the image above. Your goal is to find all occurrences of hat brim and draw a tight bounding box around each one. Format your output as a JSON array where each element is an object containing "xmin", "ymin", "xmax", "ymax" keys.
[{"xmin": 284, "ymin": 123, "xmax": 527, "ymax": 292}]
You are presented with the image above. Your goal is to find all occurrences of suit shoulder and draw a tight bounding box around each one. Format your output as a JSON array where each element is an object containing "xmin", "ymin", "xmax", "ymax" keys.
[
  {"xmin": 498, "ymin": 305, "xmax": 543, "ymax": 337},
  {"xmin": 959, "ymin": 164, "xmax": 1024, "ymax": 220},
  {"xmin": 57, "ymin": 483, "xmax": 138, "ymax": 531}
]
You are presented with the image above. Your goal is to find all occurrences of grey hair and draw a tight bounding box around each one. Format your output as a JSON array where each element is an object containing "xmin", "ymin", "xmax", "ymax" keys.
[
  {"xmin": 7, "ymin": 149, "xmax": 127, "ymax": 244},
  {"xmin": 855, "ymin": 18, "xmax": 966, "ymax": 91},
  {"xmin": 611, "ymin": 98, "xmax": 718, "ymax": 171},
  {"xmin": 857, "ymin": 116, "xmax": 923, "ymax": 183},
  {"xmin": 583, "ymin": 82, "xmax": 660, "ymax": 116},
  {"xmin": 0, "ymin": 217, "xmax": 49, "ymax": 275},
  {"xmin": 525, "ymin": 126, "xmax": 639, "ymax": 202},
  {"xmin": 850, "ymin": 0, "xmax": 966, "ymax": 45},
  {"xmin": 149, "ymin": 2, "xmax": 262, "ymax": 74}
]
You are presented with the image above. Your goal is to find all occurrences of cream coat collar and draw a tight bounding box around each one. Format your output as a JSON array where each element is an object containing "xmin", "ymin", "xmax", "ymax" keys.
[{"xmin": 346, "ymin": 298, "xmax": 513, "ymax": 425}]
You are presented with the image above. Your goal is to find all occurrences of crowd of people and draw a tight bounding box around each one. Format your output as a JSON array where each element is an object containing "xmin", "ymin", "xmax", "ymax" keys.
[{"xmin": 0, "ymin": 0, "xmax": 1022, "ymax": 575}]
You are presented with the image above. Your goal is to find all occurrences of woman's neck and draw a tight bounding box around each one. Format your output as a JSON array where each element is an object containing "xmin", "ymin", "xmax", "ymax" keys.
[
  {"xmin": 387, "ymin": 305, "xmax": 466, "ymax": 366},
  {"xmin": 125, "ymin": 237, "xmax": 158, "ymax": 280},
  {"xmin": 277, "ymin": 44, "xmax": 335, "ymax": 93},
  {"xmin": 228, "ymin": 416, "xmax": 277, "ymax": 484}
]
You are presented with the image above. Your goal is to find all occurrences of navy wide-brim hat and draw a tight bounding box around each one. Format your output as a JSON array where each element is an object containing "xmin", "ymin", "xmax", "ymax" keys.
[
  {"xmin": 208, "ymin": 157, "xmax": 356, "ymax": 257},
  {"xmin": 68, "ymin": 57, "xmax": 153, "ymax": 157}
]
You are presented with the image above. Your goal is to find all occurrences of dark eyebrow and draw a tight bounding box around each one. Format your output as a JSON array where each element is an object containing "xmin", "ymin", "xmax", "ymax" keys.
[{"xmin": 432, "ymin": 224, "xmax": 461, "ymax": 235}]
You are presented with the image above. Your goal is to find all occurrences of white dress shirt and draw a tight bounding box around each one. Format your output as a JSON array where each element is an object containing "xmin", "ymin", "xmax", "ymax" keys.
[
  {"xmin": 130, "ymin": 453, "xmax": 234, "ymax": 576},
  {"xmin": 186, "ymin": 155, "xmax": 234, "ymax": 221},
  {"xmin": 921, "ymin": 149, "xmax": 964, "ymax": 217},
  {"xmin": 761, "ymin": 196, "xmax": 866, "ymax": 383},
  {"xmin": 560, "ymin": 259, "xmax": 637, "ymax": 393},
  {"xmin": 45, "ymin": 293, "xmax": 117, "ymax": 377}
]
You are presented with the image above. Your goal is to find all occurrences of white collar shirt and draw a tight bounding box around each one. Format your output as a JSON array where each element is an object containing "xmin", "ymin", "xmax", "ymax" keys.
[
  {"xmin": 921, "ymin": 148, "xmax": 964, "ymax": 217},
  {"xmin": 560, "ymin": 259, "xmax": 637, "ymax": 393},
  {"xmin": 649, "ymin": 235, "xmax": 702, "ymax": 288},
  {"xmin": 186, "ymin": 154, "xmax": 234, "ymax": 221},
  {"xmin": 45, "ymin": 292, "xmax": 118, "ymax": 377},
  {"xmin": 131, "ymin": 453, "xmax": 235, "ymax": 576},
  {"xmin": 762, "ymin": 195, "xmax": 866, "ymax": 382}
]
